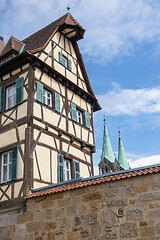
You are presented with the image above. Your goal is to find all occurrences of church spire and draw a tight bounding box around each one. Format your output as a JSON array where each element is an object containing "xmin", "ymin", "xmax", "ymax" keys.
[
  {"xmin": 100, "ymin": 117, "xmax": 115, "ymax": 164},
  {"xmin": 118, "ymin": 129, "xmax": 130, "ymax": 170}
]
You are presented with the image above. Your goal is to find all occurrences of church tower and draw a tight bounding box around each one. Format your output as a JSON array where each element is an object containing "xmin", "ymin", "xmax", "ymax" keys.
[
  {"xmin": 99, "ymin": 120, "xmax": 129, "ymax": 174},
  {"xmin": 0, "ymin": 10, "xmax": 100, "ymax": 209}
]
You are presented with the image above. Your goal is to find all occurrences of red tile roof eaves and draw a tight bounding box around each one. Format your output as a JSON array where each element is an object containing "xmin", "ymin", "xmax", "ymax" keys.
[{"xmin": 25, "ymin": 166, "xmax": 160, "ymax": 199}]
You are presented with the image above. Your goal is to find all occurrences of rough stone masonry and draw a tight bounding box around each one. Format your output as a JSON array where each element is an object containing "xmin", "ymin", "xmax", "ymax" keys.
[{"xmin": 1, "ymin": 167, "xmax": 160, "ymax": 240}]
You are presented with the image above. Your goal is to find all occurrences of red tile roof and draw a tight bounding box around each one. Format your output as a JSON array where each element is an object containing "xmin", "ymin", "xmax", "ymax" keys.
[
  {"xmin": 23, "ymin": 13, "xmax": 85, "ymax": 53},
  {"xmin": 0, "ymin": 36, "xmax": 23, "ymax": 57},
  {"xmin": 25, "ymin": 165, "xmax": 160, "ymax": 199}
]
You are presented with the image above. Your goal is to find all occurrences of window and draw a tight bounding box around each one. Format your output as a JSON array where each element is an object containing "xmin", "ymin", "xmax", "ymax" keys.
[
  {"xmin": 58, "ymin": 154, "xmax": 71, "ymax": 183},
  {"xmin": 6, "ymin": 85, "xmax": 16, "ymax": 110},
  {"xmin": 1, "ymin": 150, "xmax": 12, "ymax": 183},
  {"xmin": 59, "ymin": 52, "xmax": 72, "ymax": 71},
  {"xmin": 1, "ymin": 146, "xmax": 18, "ymax": 183},
  {"xmin": 70, "ymin": 102, "xmax": 90, "ymax": 128},
  {"xmin": 62, "ymin": 55, "xmax": 68, "ymax": 68},
  {"xmin": 77, "ymin": 109, "xmax": 83, "ymax": 124},
  {"xmin": 43, "ymin": 89, "xmax": 52, "ymax": 107},
  {"xmin": 5, "ymin": 77, "xmax": 24, "ymax": 110},
  {"xmin": 64, "ymin": 160, "xmax": 71, "ymax": 181}
]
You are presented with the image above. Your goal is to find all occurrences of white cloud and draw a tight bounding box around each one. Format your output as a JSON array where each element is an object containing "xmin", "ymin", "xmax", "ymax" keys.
[
  {"xmin": 97, "ymin": 84, "xmax": 160, "ymax": 115},
  {"xmin": 129, "ymin": 155, "xmax": 160, "ymax": 168},
  {"xmin": 1, "ymin": 0, "xmax": 160, "ymax": 61}
]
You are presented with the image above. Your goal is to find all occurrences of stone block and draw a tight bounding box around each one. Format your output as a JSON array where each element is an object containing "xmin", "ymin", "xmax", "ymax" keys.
[
  {"xmin": 58, "ymin": 198, "xmax": 71, "ymax": 207},
  {"xmin": 41, "ymin": 200, "xmax": 55, "ymax": 209},
  {"xmin": 78, "ymin": 204, "xmax": 88, "ymax": 214},
  {"xmin": 74, "ymin": 216, "xmax": 82, "ymax": 226},
  {"xmin": 133, "ymin": 186, "xmax": 148, "ymax": 194},
  {"xmin": 103, "ymin": 188, "xmax": 118, "ymax": 198},
  {"xmin": 47, "ymin": 232, "xmax": 55, "ymax": 240},
  {"xmin": 107, "ymin": 199, "xmax": 127, "ymax": 206},
  {"xmin": 67, "ymin": 232, "xmax": 74, "ymax": 240},
  {"xmin": 147, "ymin": 209, "xmax": 160, "ymax": 219},
  {"xmin": 17, "ymin": 212, "xmax": 33, "ymax": 224},
  {"xmin": 47, "ymin": 192, "xmax": 63, "ymax": 201},
  {"xmin": 26, "ymin": 221, "xmax": 44, "ymax": 233},
  {"xmin": 66, "ymin": 205, "xmax": 77, "ymax": 216},
  {"xmin": 138, "ymin": 192, "xmax": 160, "ymax": 202},
  {"xmin": 45, "ymin": 221, "xmax": 57, "ymax": 230},
  {"xmin": 45, "ymin": 209, "xmax": 53, "ymax": 219},
  {"xmin": 80, "ymin": 229, "xmax": 90, "ymax": 238},
  {"xmin": 151, "ymin": 183, "xmax": 160, "ymax": 191},
  {"xmin": 69, "ymin": 188, "xmax": 85, "ymax": 196},
  {"xmin": 126, "ymin": 208, "xmax": 143, "ymax": 221},
  {"xmin": 86, "ymin": 213, "xmax": 98, "ymax": 225},
  {"xmin": 125, "ymin": 186, "xmax": 133, "ymax": 194},
  {"xmin": 101, "ymin": 210, "xmax": 118, "ymax": 224},
  {"xmin": 139, "ymin": 221, "xmax": 148, "ymax": 227},
  {"xmin": 140, "ymin": 226, "xmax": 155, "ymax": 237},
  {"xmin": 82, "ymin": 192, "xmax": 101, "ymax": 202},
  {"xmin": 90, "ymin": 203, "xmax": 100, "ymax": 212},
  {"xmin": 120, "ymin": 222, "xmax": 138, "ymax": 238}
]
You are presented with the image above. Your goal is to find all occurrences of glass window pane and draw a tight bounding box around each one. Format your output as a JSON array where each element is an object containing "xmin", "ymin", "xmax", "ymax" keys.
[
  {"xmin": 3, "ymin": 154, "xmax": 8, "ymax": 164},
  {"xmin": 3, "ymin": 165, "xmax": 7, "ymax": 182},
  {"xmin": 9, "ymin": 163, "xmax": 12, "ymax": 180},
  {"xmin": 9, "ymin": 152, "xmax": 12, "ymax": 162}
]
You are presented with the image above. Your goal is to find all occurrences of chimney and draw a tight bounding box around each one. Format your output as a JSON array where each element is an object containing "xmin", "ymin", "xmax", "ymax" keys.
[{"xmin": 0, "ymin": 36, "xmax": 4, "ymax": 54}]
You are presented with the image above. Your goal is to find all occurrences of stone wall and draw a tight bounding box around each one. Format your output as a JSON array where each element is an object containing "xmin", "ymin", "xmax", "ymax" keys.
[{"xmin": 1, "ymin": 172, "xmax": 160, "ymax": 240}]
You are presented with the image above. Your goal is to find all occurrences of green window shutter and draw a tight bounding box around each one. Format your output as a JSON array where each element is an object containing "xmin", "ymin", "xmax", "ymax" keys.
[
  {"xmin": 85, "ymin": 111, "xmax": 90, "ymax": 129},
  {"xmin": 12, "ymin": 145, "xmax": 18, "ymax": 180},
  {"xmin": 58, "ymin": 154, "xmax": 64, "ymax": 183},
  {"xmin": 36, "ymin": 81, "xmax": 44, "ymax": 103},
  {"xmin": 68, "ymin": 60, "xmax": 72, "ymax": 71},
  {"xmin": 55, "ymin": 92, "xmax": 60, "ymax": 113},
  {"xmin": 59, "ymin": 52, "xmax": 63, "ymax": 64},
  {"xmin": 16, "ymin": 77, "xmax": 24, "ymax": 105},
  {"xmin": 74, "ymin": 161, "xmax": 80, "ymax": 179},
  {"xmin": 71, "ymin": 102, "xmax": 77, "ymax": 121},
  {"xmin": 0, "ymin": 87, "xmax": 3, "ymax": 112}
]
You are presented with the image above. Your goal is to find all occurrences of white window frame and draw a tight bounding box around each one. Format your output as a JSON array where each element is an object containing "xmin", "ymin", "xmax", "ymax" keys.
[
  {"xmin": 77, "ymin": 109, "xmax": 83, "ymax": 124},
  {"xmin": 1, "ymin": 150, "xmax": 12, "ymax": 183},
  {"xmin": 64, "ymin": 159, "xmax": 71, "ymax": 181},
  {"xmin": 43, "ymin": 89, "xmax": 52, "ymax": 107},
  {"xmin": 62, "ymin": 55, "xmax": 68, "ymax": 68},
  {"xmin": 6, "ymin": 85, "xmax": 16, "ymax": 110}
]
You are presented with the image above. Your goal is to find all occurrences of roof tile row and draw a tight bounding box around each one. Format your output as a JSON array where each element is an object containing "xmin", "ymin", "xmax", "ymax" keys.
[{"xmin": 25, "ymin": 165, "xmax": 160, "ymax": 199}]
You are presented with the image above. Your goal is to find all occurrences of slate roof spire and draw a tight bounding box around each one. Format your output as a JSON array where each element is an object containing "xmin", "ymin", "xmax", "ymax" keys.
[
  {"xmin": 118, "ymin": 129, "xmax": 130, "ymax": 170},
  {"xmin": 100, "ymin": 117, "xmax": 115, "ymax": 164}
]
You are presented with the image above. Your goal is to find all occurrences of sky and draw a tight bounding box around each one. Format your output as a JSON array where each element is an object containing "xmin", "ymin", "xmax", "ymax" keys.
[{"xmin": 1, "ymin": 0, "xmax": 160, "ymax": 175}]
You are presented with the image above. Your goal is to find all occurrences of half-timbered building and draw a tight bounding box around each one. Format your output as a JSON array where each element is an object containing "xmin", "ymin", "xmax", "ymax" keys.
[{"xmin": 0, "ymin": 11, "xmax": 100, "ymax": 209}]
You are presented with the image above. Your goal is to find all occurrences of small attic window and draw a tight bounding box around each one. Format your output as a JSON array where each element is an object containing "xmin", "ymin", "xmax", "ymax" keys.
[{"xmin": 58, "ymin": 52, "xmax": 72, "ymax": 71}]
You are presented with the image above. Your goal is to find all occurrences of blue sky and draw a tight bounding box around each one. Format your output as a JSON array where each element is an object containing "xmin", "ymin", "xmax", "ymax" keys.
[{"xmin": 1, "ymin": 0, "xmax": 160, "ymax": 174}]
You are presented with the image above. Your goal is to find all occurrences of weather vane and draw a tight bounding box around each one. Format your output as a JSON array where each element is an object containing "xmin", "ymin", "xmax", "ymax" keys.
[{"xmin": 67, "ymin": 7, "xmax": 70, "ymax": 14}]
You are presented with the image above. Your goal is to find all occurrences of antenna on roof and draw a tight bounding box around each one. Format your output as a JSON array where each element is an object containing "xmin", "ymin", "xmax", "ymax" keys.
[{"xmin": 67, "ymin": 7, "xmax": 70, "ymax": 14}]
